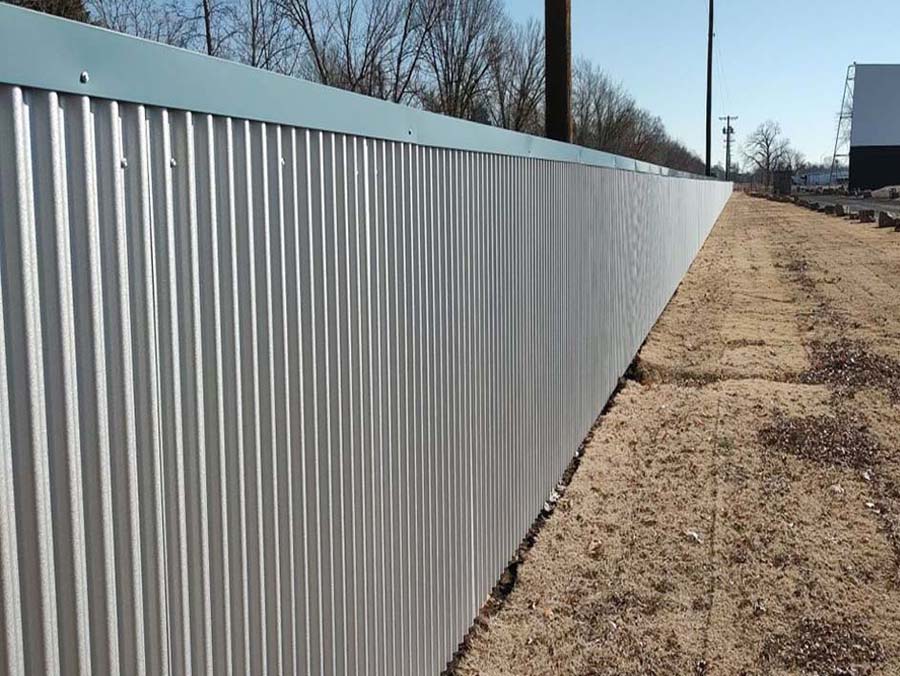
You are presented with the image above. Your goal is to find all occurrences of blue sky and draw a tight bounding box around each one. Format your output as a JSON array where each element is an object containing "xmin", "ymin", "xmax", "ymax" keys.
[{"xmin": 505, "ymin": 0, "xmax": 900, "ymax": 168}]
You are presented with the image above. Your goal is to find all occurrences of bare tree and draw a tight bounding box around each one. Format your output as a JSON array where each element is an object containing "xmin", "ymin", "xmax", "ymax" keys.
[
  {"xmin": 571, "ymin": 58, "xmax": 600, "ymax": 146},
  {"xmin": 569, "ymin": 59, "xmax": 704, "ymax": 173},
  {"xmin": 65, "ymin": 0, "xmax": 708, "ymax": 173},
  {"xmin": 572, "ymin": 61, "xmax": 644, "ymax": 155},
  {"xmin": 229, "ymin": 0, "xmax": 299, "ymax": 72},
  {"xmin": 383, "ymin": 0, "xmax": 442, "ymax": 102},
  {"xmin": 9, "ymin": 0, "xmax": 88, "ymax": 20},
  {"xmin": 421, "ymin": 0, "xmax": 504, "ymax": 120},
  {"xmin": 573, "ymin": 61, "xmax": 638, "ymax": 153},
  {"xmin": 88, "ymin": 0, "xmax": 198, "ymax": 46},
  {"xmin": 787, "ymin": 148, "xmax": 807, "ymax": 172},
  {"xmin": 279, "ymin": 0, "xmax": 439, "ymax": 102},
  {"xmin": 656, "ymin": 137, "xmax": 705, "ymax": 175},
  {"xmin": 201, "ymin": 0, "xmax": 216, "ymax": 54},
  {"xmin": 194, "ymin": 0, "xmax": 243, "ymax": 56},
  {"xmin": 743, "ymin": 120, "xmax": 792, "ymax": 187},
  {"xmin": 487, "ymin": 16, "xmax": 543, "ymax": 133}
]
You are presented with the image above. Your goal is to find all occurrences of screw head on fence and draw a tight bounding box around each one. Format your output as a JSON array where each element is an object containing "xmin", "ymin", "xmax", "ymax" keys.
[{"xmin": 79, "ymin": 70, "xmax": 89, "ymax": 84}]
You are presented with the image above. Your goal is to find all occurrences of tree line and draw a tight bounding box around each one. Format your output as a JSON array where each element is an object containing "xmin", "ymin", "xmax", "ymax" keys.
[
  {"xmin": 12, "ymin": 0, "xmax": 707, "ymax": 174},
  {"xmin": 739, "ymin": 120, "xmax": 847, "ymax": 187}
]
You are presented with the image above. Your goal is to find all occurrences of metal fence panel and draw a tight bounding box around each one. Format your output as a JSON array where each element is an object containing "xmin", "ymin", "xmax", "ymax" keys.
[{"xmin": 0, "ymin": 8, "xmax": 732, "ymax": 675}]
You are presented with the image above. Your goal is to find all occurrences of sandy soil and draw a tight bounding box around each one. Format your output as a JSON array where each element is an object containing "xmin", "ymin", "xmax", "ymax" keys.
[{"xmin": 450, "ymin": 193, "xmax": 900, "ymax": 676}]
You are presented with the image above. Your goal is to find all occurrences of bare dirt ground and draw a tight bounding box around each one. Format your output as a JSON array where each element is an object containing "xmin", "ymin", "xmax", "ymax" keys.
[{"xmin": 450, "ymin": 193, "xmax": 900, "ymax": 676}]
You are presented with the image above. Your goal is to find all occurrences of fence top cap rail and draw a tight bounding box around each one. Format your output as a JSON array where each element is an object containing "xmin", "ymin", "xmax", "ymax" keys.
[{"xmin": 0, "ymin": 3, "xmax": 715, "ymax": 180}]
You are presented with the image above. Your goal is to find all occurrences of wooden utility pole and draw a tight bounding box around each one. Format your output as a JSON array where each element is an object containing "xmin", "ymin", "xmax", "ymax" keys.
[
  {"xmin": 545, "ymin": 0, "xmax": 572, "ymax": 143},
  {"xmin": 719, "ymin": 115, "xmax": 737, "ymax": 180},
  {"xmin": 705, "ymin": 0, "xmax": 714, "ymax": 176}
]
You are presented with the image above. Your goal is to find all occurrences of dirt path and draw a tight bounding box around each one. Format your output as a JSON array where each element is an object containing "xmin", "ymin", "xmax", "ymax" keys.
[{"xmin": 451, "ymin": 193, "xmax": 900, "ymax": 676}]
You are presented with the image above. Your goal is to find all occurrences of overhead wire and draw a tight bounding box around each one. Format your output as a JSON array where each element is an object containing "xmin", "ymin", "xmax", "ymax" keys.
[{"xmin": 713, "ymin": 26, "xmax": 733, "ymax": 170}]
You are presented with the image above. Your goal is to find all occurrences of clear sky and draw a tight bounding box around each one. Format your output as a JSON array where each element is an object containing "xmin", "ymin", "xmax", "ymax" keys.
[{"xmin": 504, "ymin": 0, "xmax": 900, "ymax": 169}]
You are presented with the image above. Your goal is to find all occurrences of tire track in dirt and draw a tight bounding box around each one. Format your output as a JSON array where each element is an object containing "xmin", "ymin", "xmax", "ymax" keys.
[{"xmin": 696, "ymin": 389, "xmax": 724, "ymax": 676}]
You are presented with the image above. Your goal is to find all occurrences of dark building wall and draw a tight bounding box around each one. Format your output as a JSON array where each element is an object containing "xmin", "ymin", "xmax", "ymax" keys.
[{"xmin": 850, "ymin": 145, "xmax": 900, "ymax": 191}]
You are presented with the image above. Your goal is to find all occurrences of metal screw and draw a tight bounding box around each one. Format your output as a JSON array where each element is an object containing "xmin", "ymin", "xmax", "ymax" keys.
[
  {"xmin": 79, "ymin": 71, "xmax": 89, "ymax": 84},
  {"xmin": 120, "ymin": 157, "xmax": 128, "ymax": 169},
  {"xmin": 281, "ymin": 157, "xmax": 286, "ymax": 166},
  {"xmin": 170, "ymin": 158, "xmax": 177, "ymax": 168}
]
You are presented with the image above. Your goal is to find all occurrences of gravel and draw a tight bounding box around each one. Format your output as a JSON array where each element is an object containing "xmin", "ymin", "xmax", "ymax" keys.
[
  {"xmin": 801, "ymin": 339, "xmax": 900, "ymax": 402},
  {"xmin": 758, "ymin": 411, "xmax": 880, "ymax": 470},
  {"xmin": 762, "ymin": 618, "xmax": 885, "ymax": 676}
]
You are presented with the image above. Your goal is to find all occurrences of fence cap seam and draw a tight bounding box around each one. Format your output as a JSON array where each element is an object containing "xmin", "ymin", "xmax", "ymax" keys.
[{"xmin": 0, "ymin": 3, "xmax": 721, "ymax": 181}]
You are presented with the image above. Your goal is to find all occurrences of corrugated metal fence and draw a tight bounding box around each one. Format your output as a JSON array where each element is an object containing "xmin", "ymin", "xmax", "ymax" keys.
[{"xmin": 0, "ymin": 6, "xmax": 732, "ymax": 675}]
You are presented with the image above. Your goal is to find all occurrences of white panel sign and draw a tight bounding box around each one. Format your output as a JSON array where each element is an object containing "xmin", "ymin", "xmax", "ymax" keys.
[{"xmin": 851, "ymin": 64, "xmax": 900, "ymax": 147}]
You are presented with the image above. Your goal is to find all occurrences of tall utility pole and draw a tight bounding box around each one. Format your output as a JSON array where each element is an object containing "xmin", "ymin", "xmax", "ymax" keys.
[
  {"xmin": 705, "ymin": 0, "xmax": 714, "ymax": 176},
  {"xmin": 545, "ymin": 0, "xmax": 572, "ymax": 142},
  {"xmin": 720, "ymin": 115, "xmax": 737, "ymax": 180}
]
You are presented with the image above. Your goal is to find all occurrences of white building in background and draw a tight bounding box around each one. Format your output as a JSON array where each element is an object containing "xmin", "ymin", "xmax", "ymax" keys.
[{"xmin": 794, "ymin": 168, "xmax": 849, "ymax": 187}]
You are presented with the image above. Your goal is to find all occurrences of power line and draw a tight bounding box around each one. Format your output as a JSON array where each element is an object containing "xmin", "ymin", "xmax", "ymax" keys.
[
  {"xmin": 714, "ymin": 40, "xmax": 730, "ymax": 115},
  {"xmin": 713, "ymin": 19, "xmax": 733, "ymax": 171}
]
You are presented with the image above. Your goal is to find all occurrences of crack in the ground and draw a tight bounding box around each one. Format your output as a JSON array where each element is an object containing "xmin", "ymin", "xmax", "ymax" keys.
[
  {"xmin": 696, "ymin": 388, "xmax": 724, "ymax": 676},
  {"xmin": 693, "ymin": 247, "xmax": 741, "ymax": 675},
  {"xmin": 629, "ymin": 359, "xmax": 803, "ymax": 389}
]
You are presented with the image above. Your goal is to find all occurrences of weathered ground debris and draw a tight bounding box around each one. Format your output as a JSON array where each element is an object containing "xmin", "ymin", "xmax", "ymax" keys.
[
  {"xmin": 758, "ymin": 411, "xmax": 880, "ymax": 470},
  {"xmin": 762, "ymin": 618, "xmax": 885, "ymax": 676},
  {"xmin": 801, "ymin": 339, "xmax": 900, "ymax": 402}
]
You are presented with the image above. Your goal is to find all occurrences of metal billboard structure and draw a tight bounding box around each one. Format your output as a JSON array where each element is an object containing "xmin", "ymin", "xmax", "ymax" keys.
[{"xmin": 850, "ymin": 63, "xmax": 900, "ymax": 190}]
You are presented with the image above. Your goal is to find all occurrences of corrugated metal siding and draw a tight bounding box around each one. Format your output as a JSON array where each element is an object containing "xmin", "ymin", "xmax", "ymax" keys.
[{"xmin": 0, "ymin": 83, "xmax": 732, "ymax": 675}]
